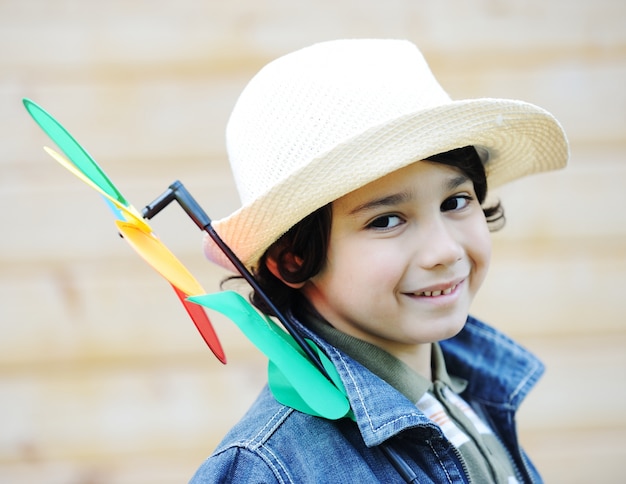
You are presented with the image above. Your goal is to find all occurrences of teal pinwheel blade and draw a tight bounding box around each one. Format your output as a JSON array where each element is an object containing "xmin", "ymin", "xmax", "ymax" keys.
[
  {"xmin": 23, "ymin": 98, "xmax": 128, "ymax": 207},
  {"xmin": 189, "ymin": 291, "xmax": 351, "ymax": 420},
  {"xmin": 267, "ymin": 343, "xmax": 353, "ymax": 420}
]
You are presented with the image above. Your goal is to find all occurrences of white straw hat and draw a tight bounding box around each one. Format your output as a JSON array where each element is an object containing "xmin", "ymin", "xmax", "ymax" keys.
[{"xmin": 204, "ymin": 38, "xmax": 568, "ymax": 271}]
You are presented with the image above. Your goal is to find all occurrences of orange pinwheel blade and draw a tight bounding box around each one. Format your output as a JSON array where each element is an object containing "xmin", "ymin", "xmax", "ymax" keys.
[{"xmin": 115, "ymin": 220, "xmax": 204, "ymax": 296}]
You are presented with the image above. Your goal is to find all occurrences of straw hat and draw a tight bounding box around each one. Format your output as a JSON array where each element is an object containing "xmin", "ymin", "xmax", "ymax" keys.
[{"xmin": 204, "ymin": 39, "xmax": 568, "ymax": 271}]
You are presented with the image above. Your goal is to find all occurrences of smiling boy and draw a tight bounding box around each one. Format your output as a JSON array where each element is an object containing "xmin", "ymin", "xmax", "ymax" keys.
[{"xmin": 192, "ymin": 39, "xmax": 568, "ymax": 483}]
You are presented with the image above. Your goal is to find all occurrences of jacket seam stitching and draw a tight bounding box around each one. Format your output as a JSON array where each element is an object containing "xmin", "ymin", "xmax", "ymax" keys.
[
  {"xmin": 246, "ymin": 405, "xmax": 295, "ymax": 449},
  {"xmin": 428, "ymin": 440, "xmax": 455, "ymax": 484},
  {"xmin": 212, "ymin": 443, "xmax": 293, "ymax": 484},
  {"xmin": 334, "ymin": 348, "xmax": 423, "ymax": 435},
  {"xmin": 255, "ymin": 444, "xmax": 293, "ymax": 484},
  {"xmin": 215, "ymin": 406, "xmax": 296, "ymax": 483}
]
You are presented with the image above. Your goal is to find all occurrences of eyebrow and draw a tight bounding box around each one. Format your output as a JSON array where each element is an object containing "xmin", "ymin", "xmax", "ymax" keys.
[
  {"xmin": 447, "ymin": 173, "xmax": 471, "ymax": 191},
  {"xmin": 348, "ymin": 192, "xmax": 412, "ymax": 215},
  {"xmin": 348, "ymin": 173, "xmax": 471, "ymax": 216}
]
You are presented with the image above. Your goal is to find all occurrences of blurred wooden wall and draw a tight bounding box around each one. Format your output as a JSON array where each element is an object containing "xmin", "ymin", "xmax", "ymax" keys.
[{"xmin": 1, "ymin": 1, "xmax": 625, "ymax": 482}]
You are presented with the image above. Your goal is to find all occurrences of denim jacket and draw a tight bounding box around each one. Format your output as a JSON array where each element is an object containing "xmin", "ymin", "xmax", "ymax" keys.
[{"xmin": 190, "ymin": 316, "xmax": 544, "ymax": 483}]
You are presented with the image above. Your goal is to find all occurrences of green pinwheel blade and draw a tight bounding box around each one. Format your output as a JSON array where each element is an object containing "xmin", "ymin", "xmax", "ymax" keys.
[
  {"xmin": 267, "ymin": 342, "xmax": 354, "ymax": 420},
  {"xmin": 188, "ymin": 291, "xmax": 351, "ymax": 420},
  {"xmin": 23, "ymin": 98, "xmax": 128, "ymax": 206}
]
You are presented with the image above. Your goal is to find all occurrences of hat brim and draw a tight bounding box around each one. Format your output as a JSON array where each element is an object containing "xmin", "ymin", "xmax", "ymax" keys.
[{"xmin": 205, "ymin": 97, "xmax": 568, "ymax": 271}]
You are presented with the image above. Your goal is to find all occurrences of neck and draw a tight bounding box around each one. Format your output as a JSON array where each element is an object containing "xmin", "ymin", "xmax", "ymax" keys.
[
  {"xmin": 297, "ymin": 297, "xmax": 435, "ymax": 381},
  {"xmin": 380, "ymin": 341, "xmax": 433, "ymax": 381}
]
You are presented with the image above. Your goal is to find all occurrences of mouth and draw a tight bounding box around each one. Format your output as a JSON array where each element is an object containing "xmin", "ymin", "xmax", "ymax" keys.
[{"xmin": 406, "ymin": 278, "xmax": 465, "ymax": 298}]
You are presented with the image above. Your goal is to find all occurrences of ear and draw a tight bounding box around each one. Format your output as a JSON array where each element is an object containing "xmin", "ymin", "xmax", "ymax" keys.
[{"xmin": 265, "ymin": 253, "xmax": 307, "ymax": 289}]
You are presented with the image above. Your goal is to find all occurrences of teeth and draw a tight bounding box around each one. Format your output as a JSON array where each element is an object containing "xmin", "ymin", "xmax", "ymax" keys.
[{"xmin": 418, "ymin": 283, "xmax": 456, "ymax": 297}]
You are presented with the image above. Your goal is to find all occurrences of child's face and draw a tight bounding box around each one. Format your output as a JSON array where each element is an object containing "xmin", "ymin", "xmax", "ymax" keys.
[{"xmin": 300, "ymin": 160, "xmax": 491, "ymax": 356}]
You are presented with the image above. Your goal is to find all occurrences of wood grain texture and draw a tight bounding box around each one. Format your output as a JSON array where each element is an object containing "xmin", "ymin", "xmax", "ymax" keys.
[{"xmin": 1, "ymin": 1, "xmax": 624, "ymax": 482}]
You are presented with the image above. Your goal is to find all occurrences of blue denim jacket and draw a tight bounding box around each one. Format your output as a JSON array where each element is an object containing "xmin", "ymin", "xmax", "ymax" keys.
[{"xmin": 190, "ymin": 316, "xmax": 544, "ymax": 483}]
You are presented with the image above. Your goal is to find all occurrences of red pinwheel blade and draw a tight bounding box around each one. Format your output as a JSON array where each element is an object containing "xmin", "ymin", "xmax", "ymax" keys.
[{"xmin": 172, "ymin": 285, "xmax": 226, "ymax": 364}]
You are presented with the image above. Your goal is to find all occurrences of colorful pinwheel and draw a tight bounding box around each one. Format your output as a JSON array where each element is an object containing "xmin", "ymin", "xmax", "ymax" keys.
[
  {"xmin": 24, "ymin": 98, "xmax": 354, "ymax": 421},
  {"xmin": 23, "ymin": 98, "xmax": 226, "ymax": 364}
]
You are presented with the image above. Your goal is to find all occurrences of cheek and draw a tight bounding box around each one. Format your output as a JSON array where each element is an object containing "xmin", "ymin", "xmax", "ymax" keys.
[
  {"xmin": 470, "ymin": 221, "xmax": 492, "ymax": 287},
  {"xmin": 343, "ymin": 238, "xmax": 406, "ymax": 283},
  {"xmin": 320, "ymin": 236, "xmax": 402, "ymax": 295}
]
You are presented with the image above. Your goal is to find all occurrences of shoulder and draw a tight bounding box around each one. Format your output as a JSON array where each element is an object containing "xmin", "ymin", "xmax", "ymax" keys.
[
  {"xmin": 190, "ymin": 444, "xmax": 283, "ymax": 483},
  {"xmin": 190, "ymin": 386, "xmax": 362, "ymax": 483},
  {"xmin": 189, "ymin": 387, "xmax": 296, "ymax": 483}
]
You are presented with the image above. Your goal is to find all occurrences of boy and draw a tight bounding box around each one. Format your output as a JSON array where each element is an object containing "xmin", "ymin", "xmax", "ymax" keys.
[{"xmin": 192, "ymin": 39, "xmax": 568, "ymax": 483}]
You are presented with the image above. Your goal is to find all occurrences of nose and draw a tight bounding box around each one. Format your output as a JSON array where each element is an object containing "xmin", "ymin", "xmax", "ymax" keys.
[{"xmin": 412, "ymin": 217, "xmax": 464, "ymax": 269}]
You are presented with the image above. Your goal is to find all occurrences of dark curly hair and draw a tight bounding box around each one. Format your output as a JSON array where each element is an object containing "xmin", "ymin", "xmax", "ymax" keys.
[{"xmin": 235, "ymin": 146, "xmax": 504, "ymax": 316}]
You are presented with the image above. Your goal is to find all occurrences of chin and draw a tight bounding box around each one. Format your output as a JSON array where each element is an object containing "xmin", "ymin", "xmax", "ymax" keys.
[{"xmin": 421, "ymin": 314, "xmax": 468, "ymax": 343}]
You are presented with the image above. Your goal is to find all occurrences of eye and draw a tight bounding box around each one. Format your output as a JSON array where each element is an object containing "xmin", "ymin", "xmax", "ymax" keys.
[
  {"xmin": 367, "ymin": 214, "xmax": 404, "ymax": 230},
  {"xmin": 441, "ymin": 195, "xmax": 473, "ymax": 212}
]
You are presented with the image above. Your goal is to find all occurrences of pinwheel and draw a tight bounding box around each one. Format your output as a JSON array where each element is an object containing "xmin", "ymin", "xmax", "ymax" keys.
[
  {"xmin": 22, "ymin": 98, "xmax": 352, "ymax": 419},
  {"xmin": 23, "ymin": 98, "xmax": 226, "ymax": 364}
]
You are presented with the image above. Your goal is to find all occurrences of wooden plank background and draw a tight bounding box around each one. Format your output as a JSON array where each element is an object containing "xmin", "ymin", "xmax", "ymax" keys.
[{"xmin": 1, "ymin": 1, "xmax": 625, "ymax": 482}]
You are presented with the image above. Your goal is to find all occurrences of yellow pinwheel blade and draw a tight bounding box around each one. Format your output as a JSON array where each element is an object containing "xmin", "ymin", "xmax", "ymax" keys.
[
  {"xmin": 44, "ymin": 146, "xmax": 152, "ymax": 234},
  {"xmin": 115, "ymin": 220, "xmax": 205, "ymax": 297}
]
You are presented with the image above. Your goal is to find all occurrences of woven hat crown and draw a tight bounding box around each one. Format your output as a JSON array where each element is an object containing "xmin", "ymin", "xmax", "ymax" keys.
[{"xmin": 227, "ymin": 39, "xmax": 450, "ymax": 206}]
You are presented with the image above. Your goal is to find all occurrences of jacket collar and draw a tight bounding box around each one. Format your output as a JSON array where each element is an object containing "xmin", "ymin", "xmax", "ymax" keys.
[
  {"xmin": 294, "ymin": 314, "xmax": 543, "ymax": 447},
  {"xmin": 440, "ymin": 316, "xmax": 545, "ymax": 410}
]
